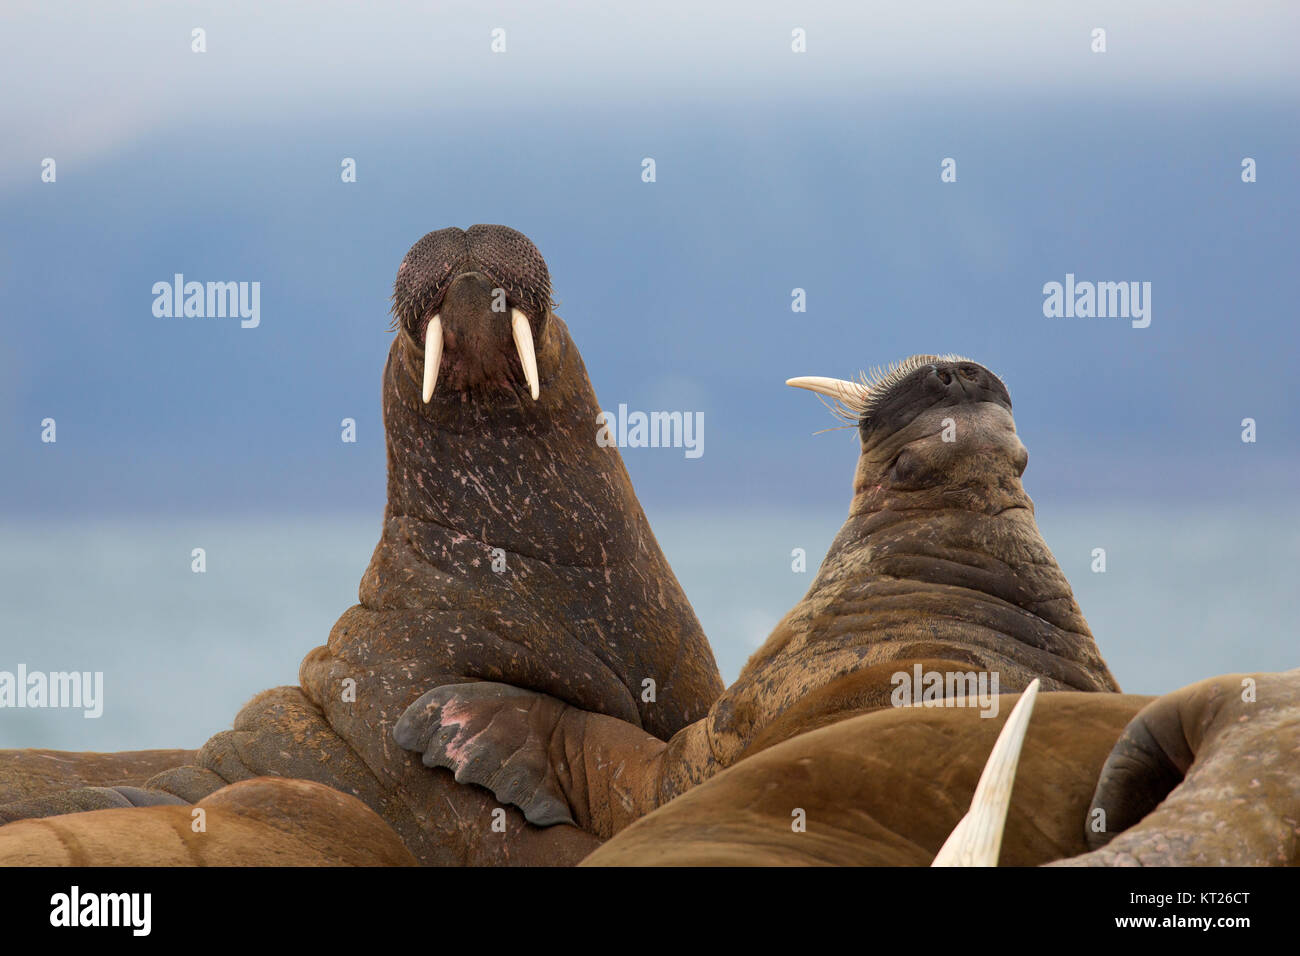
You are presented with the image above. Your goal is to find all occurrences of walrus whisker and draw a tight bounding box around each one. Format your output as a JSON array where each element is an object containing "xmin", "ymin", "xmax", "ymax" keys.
[
  {"xmin": 931, "ymin": 678, "xmax": 1040, "ymax": 867},
  {"xmin": 800, "ymin": 388, "xmax": 856, "ymax": 427}
]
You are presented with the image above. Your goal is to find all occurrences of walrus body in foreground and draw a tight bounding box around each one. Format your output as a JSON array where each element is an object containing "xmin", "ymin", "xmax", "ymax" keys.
[
  {"xmin": 585, "ymin": 668, "xmax": 1300, "ymax": 866},
  {"xmin": 397, "ymin": 356, "xmax": 1121, "ymax": 836},
  {"xmin": 0, "ymin": 226, "xmax": 723, "ymax": 866},
  {"xmin": 584, "ymin": 690, "xmax": 1153, "ymax": 865},
  {"xmin": 0, "ymin": 777, "xmax": 416, "ymax": 866}
]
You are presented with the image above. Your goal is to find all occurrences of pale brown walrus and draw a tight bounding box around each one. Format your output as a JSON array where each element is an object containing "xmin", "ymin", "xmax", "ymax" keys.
[
  {"xmin": 394, "ymin": 355, "xmax": 1122, "ymax": 836},
  {"xmin": 583, "ymin": 667, "xmax": 1300, "ymax": 866},
  {"xmin": 0, "ymin": 777, "xmax": 417, "ymax": 866},
  {"xmin": 0, "ymin": 226, "xmax": 724, "ymax": 865}
]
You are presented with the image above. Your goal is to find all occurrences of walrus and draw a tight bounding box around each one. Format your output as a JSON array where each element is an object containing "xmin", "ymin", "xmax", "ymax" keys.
[
  {"xmin": 0, "ymin": 777, "xmax": 417, "ymax": 866},
  {"xmin": 394, "ymin": 354, "xmax": 1122, "ymax": 837},
  {"xmin": 0, "ymin": 225, "xmax": 723, "ymax": 865}
]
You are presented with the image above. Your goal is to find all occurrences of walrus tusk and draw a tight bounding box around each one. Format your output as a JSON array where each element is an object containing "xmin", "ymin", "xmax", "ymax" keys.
[
  {"xmin": 422, "ymin": 314, "xmax": 443, "ymax": 403},
  {"xmin": 511, "ymin": 307, "xmax": 540, "ymax": 400},
  {"xmin": 785, "ymin": 376, "xmax": 869, "ymax": 406},
  {"xmin": 930, "ymin": 678, "xmax": 1040, "ymax": 867}
]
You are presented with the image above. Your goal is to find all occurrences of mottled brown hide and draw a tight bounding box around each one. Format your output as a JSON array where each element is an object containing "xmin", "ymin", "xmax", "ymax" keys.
[
  {"xmin": 1055, "ymin": 670, "xmax": 1300, "ymax": 866},
  {"xmin": 583, "ymin": 691, "xmax": 1150, "ymax": 866}
]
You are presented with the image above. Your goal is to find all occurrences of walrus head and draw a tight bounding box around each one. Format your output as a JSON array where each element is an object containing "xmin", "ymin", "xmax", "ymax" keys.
[
  {"xmin": 391, "ymin": 225, "xmax": 553, "ymax": 402},
  {"xmin": 703, "ymin": 355, "xmax": 1119, "ymax": 763},
  {"xmin": 791, "ymin": 355, "xmax": 1025, "ymax": 518}
]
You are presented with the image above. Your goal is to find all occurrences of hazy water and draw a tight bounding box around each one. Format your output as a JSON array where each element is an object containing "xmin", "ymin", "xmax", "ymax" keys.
[{"xmin": 1, "ymin": 506, "xmax": 1296, "ymax": 751}]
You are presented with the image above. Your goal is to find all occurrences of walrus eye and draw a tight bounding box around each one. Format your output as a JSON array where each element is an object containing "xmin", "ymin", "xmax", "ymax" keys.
[{"xmin": 889, "ymin": 449, "xmax": 920, "ymax": 484}]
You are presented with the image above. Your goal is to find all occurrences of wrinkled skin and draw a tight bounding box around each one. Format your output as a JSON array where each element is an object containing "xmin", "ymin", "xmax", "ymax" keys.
[
  {"xmin": 0, "ymin": 226, "xmax": 722, "ymax": 866},
  {"xmin": 1054, "ymin": 668, "xmax": 1300, "ymax": 866},
  {"xmin": 398, "ymin": 357, "xmax": 1121, "ymax": 838}
]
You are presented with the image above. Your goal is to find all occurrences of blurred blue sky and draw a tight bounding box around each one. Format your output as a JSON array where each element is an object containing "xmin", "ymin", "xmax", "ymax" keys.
[{"xmin": 2, "ymin": 1, "xmax": 1297, "ymax": 519}]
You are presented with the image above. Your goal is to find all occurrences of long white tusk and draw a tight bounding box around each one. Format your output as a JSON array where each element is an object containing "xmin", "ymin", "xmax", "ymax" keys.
[
  {"xmin": 511, "ymin": 307, "xmax": 540, "ymax": 400},
  {"xmin": 931, "ymin": 678, "xmax": 1040, "ymax": 867},
  {"xmin": 422, "ymin": 314, "xmax": 442, "ymax": 403},
  {"xmin": 785, "ymin": 376, "xmax": 870, "ymax": 406}
]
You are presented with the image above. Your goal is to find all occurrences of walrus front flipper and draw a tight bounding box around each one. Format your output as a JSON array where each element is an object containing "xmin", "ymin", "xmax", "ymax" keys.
[
  {"xmin": 396, "ymin": 682, "xmax": 697, "ymax": 839},
  {"xmin": 1053, "ymin": 668, "xmax": 1300, "ymax": 866},
  {"xmin": 395, "ymin": 683, "xmax": 577, "ymax": 827}
]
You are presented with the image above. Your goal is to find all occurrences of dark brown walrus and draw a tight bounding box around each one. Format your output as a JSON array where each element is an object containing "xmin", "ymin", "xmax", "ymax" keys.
[
  {"xmin": 395, "ymin": 355, "xmax": 1122, "ymax": 837},
  {"xmin": 0, "ymin": 226, "xmax": 724, "ymax": 865}
]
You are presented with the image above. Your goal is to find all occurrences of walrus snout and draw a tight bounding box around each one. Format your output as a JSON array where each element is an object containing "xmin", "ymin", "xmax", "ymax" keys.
[
  {"xmin": 861, "ymin": 359, "xmax": 1012, "ymax": 439},
  {"xmin": 391, "ymin": 225, "xmax": 554, "ymax": 403},
  {"xmin": 410, "ymin": 271, "xmax": 543, "ymax": 402}
]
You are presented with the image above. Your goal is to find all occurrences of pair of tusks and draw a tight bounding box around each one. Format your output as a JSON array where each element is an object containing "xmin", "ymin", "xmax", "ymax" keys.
[
  {"xmin": 930, "ymin": 679, "xmax": 1041, "ymax": 867},
  {"xmin": 422, "ymin": 307, "xmax": 540, "ymax": 403}
]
